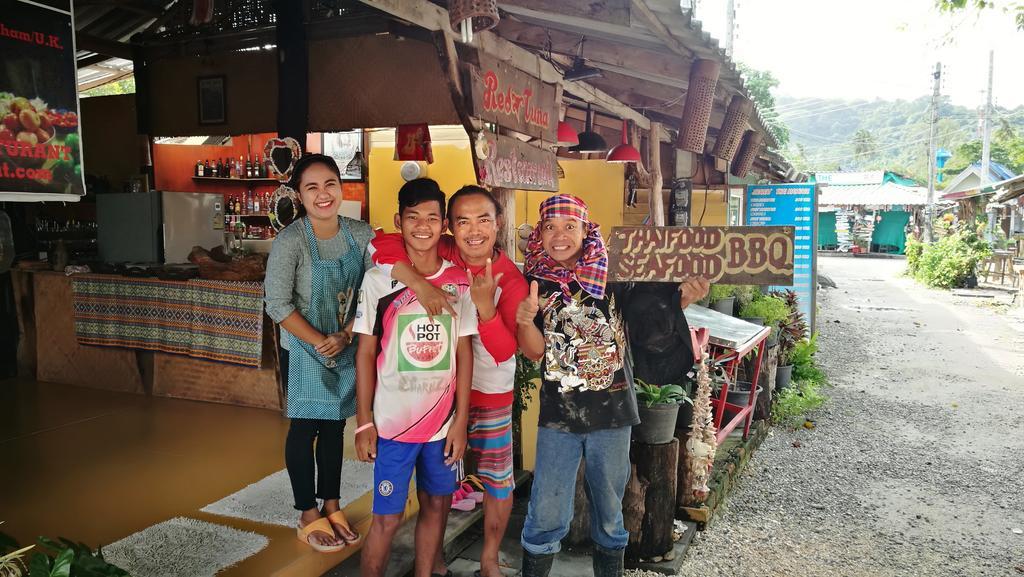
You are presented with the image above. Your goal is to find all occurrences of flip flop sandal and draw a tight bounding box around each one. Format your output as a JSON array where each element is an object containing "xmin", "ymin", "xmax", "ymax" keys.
[
  {"xmin": 460, "ymin": 481, "xmax": 485, "ymax": 504},
  {"xmin": 463, "ymin": 474, "xmax": 486, "ymax": 492},
  {"xmin": 325, "ymin": 510, "xmax": 361, "ymax": 546},
  {"xmin": 296, "ymin": 517, "xmax": 345, "ymax": 553},
  {"xmin": 451, "ymin": 498, "xmax": 476, "ymax": 512}
]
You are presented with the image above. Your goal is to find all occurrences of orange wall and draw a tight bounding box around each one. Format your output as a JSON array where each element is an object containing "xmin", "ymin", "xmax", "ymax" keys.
[{"xmin": 152, "ymin": 133, "xmax": 366, "ymax": 220}]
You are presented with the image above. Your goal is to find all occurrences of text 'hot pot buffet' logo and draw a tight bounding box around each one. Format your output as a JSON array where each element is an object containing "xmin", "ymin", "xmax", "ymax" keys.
[{"xmin": 397, "ymin": 315, "xmax": 452, "ymax": 372}]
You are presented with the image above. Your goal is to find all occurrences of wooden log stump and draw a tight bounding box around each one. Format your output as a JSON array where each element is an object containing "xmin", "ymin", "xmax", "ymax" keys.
[
  {"xmin": 675, "ymin": 428, "xmax": 691, "ymax": 516},
  {"xmin": 624, "ymin": 438, "xmax": 678, "ymax": 560},
  {"xmin": 565, "ymin": 459, "xmax": 591, "ymax": 548}
]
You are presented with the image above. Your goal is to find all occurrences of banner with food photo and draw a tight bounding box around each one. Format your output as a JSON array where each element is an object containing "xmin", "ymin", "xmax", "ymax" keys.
[{"xmin": 0, "ymin": 0, "xmax": 85, "ymax": 201}]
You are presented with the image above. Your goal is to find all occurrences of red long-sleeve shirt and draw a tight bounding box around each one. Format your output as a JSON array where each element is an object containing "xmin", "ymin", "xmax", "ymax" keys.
[{"xmin": 369, "ymin": 233, "xmax": 528, "ymax": 406}]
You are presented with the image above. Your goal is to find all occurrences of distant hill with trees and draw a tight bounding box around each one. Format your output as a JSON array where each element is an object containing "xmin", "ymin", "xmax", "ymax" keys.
[{"xmin": 775, "ymin": 95, "xmax": 1024, "ymax": 186}]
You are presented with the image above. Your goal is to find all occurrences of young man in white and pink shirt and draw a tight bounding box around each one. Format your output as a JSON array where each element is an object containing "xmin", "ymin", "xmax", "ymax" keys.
[
  {"xmin": 353, "ymin": 178, "xmax": 478, "ymax": 577},
  {"xmin": 369, "ymin": 184, "xmax": 528, "ymax": 577}
]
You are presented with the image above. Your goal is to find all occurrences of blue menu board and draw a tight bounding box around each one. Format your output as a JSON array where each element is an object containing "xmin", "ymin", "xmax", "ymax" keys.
[{"xmin": 745, "ymin": 183, "xmax": 818, "ymax": 333}]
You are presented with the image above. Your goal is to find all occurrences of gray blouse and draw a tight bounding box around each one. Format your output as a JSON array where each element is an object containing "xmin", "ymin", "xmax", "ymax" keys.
[{"xmin": 264, "ymin": 216, "xmax": 375, "ymax": 349}]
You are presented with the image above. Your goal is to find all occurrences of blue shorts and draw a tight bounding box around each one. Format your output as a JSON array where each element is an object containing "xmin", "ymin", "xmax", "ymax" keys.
[{"xmin": 373, "ymin": 438, "xmax": 458, "ymax": 515}]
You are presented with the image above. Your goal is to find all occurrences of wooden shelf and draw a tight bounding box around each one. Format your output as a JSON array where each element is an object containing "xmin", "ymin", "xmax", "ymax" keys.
[
  {"xmin": 226, "ymin": 213, "xmax": 270, "ymax": 219},
  {"xmin": 193, "ymin": 177, "xmax": 278, "ymax": 184}
]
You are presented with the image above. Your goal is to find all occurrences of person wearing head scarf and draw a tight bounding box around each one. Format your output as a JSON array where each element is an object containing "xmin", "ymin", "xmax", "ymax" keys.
[{"xmin": 514, "ymin": 194, "xmax": 708, "ymax": 577}]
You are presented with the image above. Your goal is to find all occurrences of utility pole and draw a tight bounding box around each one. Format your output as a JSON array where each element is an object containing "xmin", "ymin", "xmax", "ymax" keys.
[
  {"xmin": 981, "ymin": 50, "xmax": 994, "ymax": 186},
  {"xmin": 981, "ymin": 50, "xmax": 995, "ymax": 240},
  {"xmin": 724, "ymin": 0, "xmax": 736, "ymax": 57},
  {"xmin": 925, "ymin": 62, "xmax": 942, "ymax": 243}
]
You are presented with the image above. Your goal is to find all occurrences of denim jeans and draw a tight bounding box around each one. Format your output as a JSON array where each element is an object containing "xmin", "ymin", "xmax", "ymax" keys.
[{"xmin": 521, "ymin": 425, "xmax": 632, "ymax": 555}]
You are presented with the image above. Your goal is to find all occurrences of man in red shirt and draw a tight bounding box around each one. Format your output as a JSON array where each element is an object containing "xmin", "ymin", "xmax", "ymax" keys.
[{"xmin": 370, "ymin": 185, "xmax": 528, "ymax": 577}]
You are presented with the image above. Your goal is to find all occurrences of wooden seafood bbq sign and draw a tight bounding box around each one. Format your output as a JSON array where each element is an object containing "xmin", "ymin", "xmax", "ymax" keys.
[{"xmin": 608, "ymin": 226, "xmax": 796, "ymax": 285}]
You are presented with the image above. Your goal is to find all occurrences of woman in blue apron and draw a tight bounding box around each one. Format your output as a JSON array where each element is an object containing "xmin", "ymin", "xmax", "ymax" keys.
[{"xmin": 264, "ymin": 154, "xmax": 376, "ymax": 552}]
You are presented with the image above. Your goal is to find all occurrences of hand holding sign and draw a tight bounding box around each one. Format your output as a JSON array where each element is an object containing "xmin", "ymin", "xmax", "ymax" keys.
[{"xmin": 678, "ymin": 277, "xmax": 710, "ymax": 309}]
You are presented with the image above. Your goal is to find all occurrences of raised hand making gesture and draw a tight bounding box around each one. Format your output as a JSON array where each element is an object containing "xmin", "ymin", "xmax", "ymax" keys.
[{"xmin": 468, "ymin": 257, "xmax": 504, "ymax": 323}]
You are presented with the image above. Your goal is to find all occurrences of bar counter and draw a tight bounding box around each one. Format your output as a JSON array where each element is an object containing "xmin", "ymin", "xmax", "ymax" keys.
[{"xmin": 13, "ymin": 269, "xmax": 282, "ymax": 411}]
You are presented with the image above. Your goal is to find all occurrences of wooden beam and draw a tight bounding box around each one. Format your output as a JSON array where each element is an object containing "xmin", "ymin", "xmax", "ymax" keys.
[
  {"xmin": 649, "ymin": 121, "xmax": 665, "ymax": 226},
  {"xmin": 629, "ymin": 0, "xmax": 695, "ymax": 58},
  {"xmin": 356, "ymin": 0, "xmax": 655, "ymax": 132},
  {"xmin": 500, "ymin": 0, "xmax": 630, "ymax": 25},
  {"xmin": 499, "ymin": 4, "xmax": 665, "ymax": 51},
  {"xmin": 76, "ymin": 33, "xmax": 134, "ymax": 59},
  {"xmin": 77, "ymin": 53, "xmax": 114, "ymax": 68},
  {"xmin": 496, "ymin": 19, "xmax": 690, "ymax": 87}
]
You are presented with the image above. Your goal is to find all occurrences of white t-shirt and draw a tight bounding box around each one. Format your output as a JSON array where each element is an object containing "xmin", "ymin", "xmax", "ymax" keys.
[{"xmin": 353, "ymin": 261, "xmax": 478, "ymax": 442}]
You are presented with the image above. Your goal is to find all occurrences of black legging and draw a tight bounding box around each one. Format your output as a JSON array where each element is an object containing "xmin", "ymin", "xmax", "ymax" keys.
[{"xmin": 285, "ymin": 418, "xmax": 346, "ymax": 511}]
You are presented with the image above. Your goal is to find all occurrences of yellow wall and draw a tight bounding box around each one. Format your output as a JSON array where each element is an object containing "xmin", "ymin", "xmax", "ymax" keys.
[
  {"xmin": 689, "ymin": 188, "xmax": 729, "ymax": 226},
  {"xmin": 368, "ymin": 126, "xmax": 477, "ymax": 231}
]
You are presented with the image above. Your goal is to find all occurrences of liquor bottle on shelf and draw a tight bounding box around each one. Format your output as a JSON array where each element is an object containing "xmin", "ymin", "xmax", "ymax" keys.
[
  {"xmin": 204, "ymin": 159, "xmax": 211, "ymax": 177},
  {"xmin": 237, "ymin": 156, "xmax": 244, "ymax": 179},
  {"xmin": 194, "ymin": 160, "xmax": 201, "ymax": 177},
  {"xmin": 246, "ymin": 189, "xmax": 254, "ymax": 214},
  {"xmin": 254, "ymin": 190, "xmax": 261, "ymax": 214},
  {"xmin": 234, "ymin": 197, "xmax": 242, "ymax": 215},
  {"xmin": 244, "ymin": 154, "xmax": 251, "ymax": 179}
]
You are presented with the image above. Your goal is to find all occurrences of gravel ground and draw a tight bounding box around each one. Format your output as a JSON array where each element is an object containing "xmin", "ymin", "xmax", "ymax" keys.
[{"xmin": 630, "ymin": 257, "xmax": 1024, "ymax": 577}]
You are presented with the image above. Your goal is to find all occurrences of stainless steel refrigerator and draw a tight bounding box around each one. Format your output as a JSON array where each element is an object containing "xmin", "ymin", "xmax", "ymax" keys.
[
  {"xmin": 96, "ymin": 191, "xmax": 224, "ymax": 264},
  {"xmin": 161, "ymin": 191, "xmax": 224, "ymax": 264}
]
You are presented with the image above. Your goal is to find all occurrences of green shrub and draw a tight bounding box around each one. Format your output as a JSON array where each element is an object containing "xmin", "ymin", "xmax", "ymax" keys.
[
  {"xmin": 738, "ymin": 294, "xmax": 789, "ymax": 327},
  {"xmin": 708, "ymin": 284, "xmax": 736, "ymax": 302},
  {"xmin": 772, "ymin": 379, "xmax": 826, "ymax": 425},
  {"xmin": 913, "ymin": 227, "xmax": 991, "ymax": 288},
  {"xmin": 790, "ymin": 334, "xmax": 826, "ymax": 385},
  {"xmin": 905, "ymin": 235, "xmax": 923, "ymax": 275}
]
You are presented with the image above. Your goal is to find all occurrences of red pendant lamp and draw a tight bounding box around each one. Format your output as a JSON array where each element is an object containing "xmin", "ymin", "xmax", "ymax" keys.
[
  {"xmin": 557, "ymin": 120, "xmax": 579, "ymax": 147},
  {"xmin": 606, "ymin": 119, "xmax": 642, "ymax": 164}
]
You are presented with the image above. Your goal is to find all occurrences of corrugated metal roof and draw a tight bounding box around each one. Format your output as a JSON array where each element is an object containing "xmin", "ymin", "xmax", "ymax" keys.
[{"xmin": 819, "ymin": 181, "xmax": 927, "ymax": 207}]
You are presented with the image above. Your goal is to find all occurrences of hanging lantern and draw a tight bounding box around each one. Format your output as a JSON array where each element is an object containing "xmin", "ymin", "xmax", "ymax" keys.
[
  {"xmin": 677, "ymin": 59, "xmax": 721, "ymax": 153},
  {"xmin": 449, "ymin": 0, "xmax": 499, "ymax": 44},
  {"xmin": 730, "ymin": 130, "xmax": 762, "ymax": 178},
  {"xmin": 569, "ymin": 104, "xmax": 607, "ymax": 154},
  {"xmin": 606, "ymin": 119, "xmax": 642, "ymax": 164},
  {"xmin": 557, "ymin": 120, "xmax": 579, "ymax": 147},
  {"xmin": 712, "ymin": 95, "xmax": 753, "ymax": 162}
]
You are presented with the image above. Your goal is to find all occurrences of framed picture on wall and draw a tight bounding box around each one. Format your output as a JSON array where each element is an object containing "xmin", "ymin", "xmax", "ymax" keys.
[
  {"xmin": 323, "ymin": 130, "xmax": 364, "ymax": 180},
  {"xmin": 197, "ymin": 76, "xmax": 226, "ymax": 125}
]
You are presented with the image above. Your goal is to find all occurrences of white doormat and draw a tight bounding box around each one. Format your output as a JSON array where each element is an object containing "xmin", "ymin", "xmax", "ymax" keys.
[
  {"xmin": 103, "ymin": 517, "xmax": 268, "ymax": 577},
  {"xmin": 201, "ymin": 460, "xmax": 374, "ymax": 527}
]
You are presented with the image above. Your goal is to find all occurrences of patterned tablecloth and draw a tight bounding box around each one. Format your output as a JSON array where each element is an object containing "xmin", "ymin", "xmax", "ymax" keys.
[{"xmin": 72, "ymin": 275, "xmax": 265, "ymax": 367}]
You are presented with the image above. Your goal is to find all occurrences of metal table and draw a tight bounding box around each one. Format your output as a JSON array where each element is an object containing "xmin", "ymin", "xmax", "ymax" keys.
[{"xmin": 684, "ymin": 304, "xmax": 771, "ymax": 442}]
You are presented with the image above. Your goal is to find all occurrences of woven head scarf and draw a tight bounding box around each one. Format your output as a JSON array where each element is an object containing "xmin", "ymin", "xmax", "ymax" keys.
[{"xmin": 525, "ymin": 194, "xmax": 608, "ymax": 301}]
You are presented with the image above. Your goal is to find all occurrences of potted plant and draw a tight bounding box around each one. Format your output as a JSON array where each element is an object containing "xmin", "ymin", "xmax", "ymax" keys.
[
  {"xmin": 708, "ymin": 284, "xmax": 737, "ymax": 315},
  {"xmin": 633, "ymin": 379, "xmax": 691, "ymax": 444},
  {"xmin": 738, "ymin": 294, "xmax": 789, "ymax": 347},
  {"xmin": 771, "ymin": 290, "xmax": 808, "ymax": 391}
]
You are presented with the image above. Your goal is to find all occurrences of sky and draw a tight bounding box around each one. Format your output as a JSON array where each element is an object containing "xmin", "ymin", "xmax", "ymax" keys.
[{"xmin": 694, "ymin": 0, "xmax": 1024, "ymax": 109}]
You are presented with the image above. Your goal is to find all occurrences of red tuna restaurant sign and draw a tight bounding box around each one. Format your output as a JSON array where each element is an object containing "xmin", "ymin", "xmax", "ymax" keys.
[
  {"xmin": 478, "ymin": 132, "xmax": 558, "ymax": 192},
  {"xmin": 466, "ymin": 53, "xmax": 558, "ymax": 142},
  {"xmin": 608, "ymin": 226, "xmax": 796, "ymax": 285}
]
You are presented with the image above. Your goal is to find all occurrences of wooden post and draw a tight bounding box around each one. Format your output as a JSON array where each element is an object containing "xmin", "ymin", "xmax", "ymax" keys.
[
  {"xmin": 492, "ymin": 187, "xmax": 517, "ymax": 257},
  {"xmin": 274, "ymin": 0, "xmax": 308, "ymax": 142},
  {"xmin": 624, "ymin": 438, "xmax": 679, "ymax": 560},
  {"xmin": 649, "ymin": 122, "xmax": 665, "ymax": 226}
]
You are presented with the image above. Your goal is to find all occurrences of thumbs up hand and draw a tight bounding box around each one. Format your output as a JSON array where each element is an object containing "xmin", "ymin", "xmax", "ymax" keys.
[{"xmin": 516, "ymin": 281, "xmax": 541, "ymax": 326}]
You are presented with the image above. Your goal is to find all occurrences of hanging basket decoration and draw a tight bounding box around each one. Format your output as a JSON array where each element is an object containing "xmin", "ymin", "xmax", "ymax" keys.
[
  {"xmin": 712, "ymin": 95, "xmax": 754, "ymax": 162},
  {"xmin": 268, "ymin": 185, "xmax": 300, "ymax": 232},
  {"xmin": 677, "ymin": 59, "xmax": 721, "ymax": 154},
  {"xmin": 263, "ymin": 137, "xmax": 304, "ymax": 182},
  {"xmin": 449, "ymin": 0, "xmax": 499, "ymax": 43},
  {"xmin": 730, "ymin": 130, "xmax": 763, "ymax": 178}
]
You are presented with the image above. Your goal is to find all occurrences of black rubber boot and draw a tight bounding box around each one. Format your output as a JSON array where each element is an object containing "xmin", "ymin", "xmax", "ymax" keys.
[
  {"xmin": 592, "ymin": 544, "xmax": 624, "ymax": 577},
  {"xmin": 521, "ymin": 549, "xmax": 555, "ymax": 577}
]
